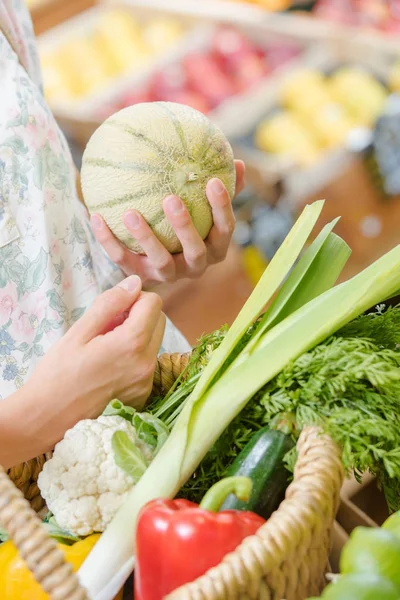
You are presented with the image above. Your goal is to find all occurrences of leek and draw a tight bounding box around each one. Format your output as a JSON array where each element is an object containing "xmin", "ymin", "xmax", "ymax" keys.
[
  {"xmin": 78, "ymin": 205, "xmax": 400, "ymax": 600},
  {"xmin": 78, "ymin": 200, "xmax": 327, "ymax": 598}
]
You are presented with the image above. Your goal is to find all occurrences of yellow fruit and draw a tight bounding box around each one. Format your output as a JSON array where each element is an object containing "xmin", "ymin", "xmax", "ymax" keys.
[
  {"xmin": 255, "ymin": 112, "xmax": 321, "ymax": 167},
  {"xmin": 303, "ymin": 103, "xmax": 355, "ymax": 148},
  {"xmin": 389, "ymin": 62, "xmax": 400, "ymax": 93},
  {"xmin": 39, "ymin": 52, "xmax": 75, "ymax": 103},
  {"xmin": 56, "ymin": 37, "xmax": 112, "ymax": 98},
  {"xmin": 330, "ymin": 67, "xmax": 387, "ymax": 126},
  {"xmin": 95, "ymin": 9, "xmax": 151, "ymax": 74},
  {"xmin": 281, "ymin": 69, "xmax": 330, "ymax": 114},
  {"xmin": 0, "ymin": 535, "xmax": 122, "ymax": 600},
  {"xmin": 81, "ymin": 102, "xmax": 236, "ymax": 254},
  {"xmin": 141, "ymin": 19, "xmax": 183, "ymax": 54}
]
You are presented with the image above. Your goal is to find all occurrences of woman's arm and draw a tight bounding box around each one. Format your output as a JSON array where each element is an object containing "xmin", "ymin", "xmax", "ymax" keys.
[
  {"xmin": 0, "ymin": 275, "xmax": 165, "ymax": 470},
  {"xmin": 0, "ymin": 385, "xmax": 47, "ymax": 470}
]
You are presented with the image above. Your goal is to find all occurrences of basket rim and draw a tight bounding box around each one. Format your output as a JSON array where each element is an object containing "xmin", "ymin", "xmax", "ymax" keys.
[{"xmin": 165, "ymin": 425, "xmax": 344, "ymax": 599}]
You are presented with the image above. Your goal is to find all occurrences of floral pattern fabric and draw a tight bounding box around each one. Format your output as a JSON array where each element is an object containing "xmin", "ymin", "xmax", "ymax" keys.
[{"xmin": 0, "ymin": 0, "xmax": 190, "ymax": 399}]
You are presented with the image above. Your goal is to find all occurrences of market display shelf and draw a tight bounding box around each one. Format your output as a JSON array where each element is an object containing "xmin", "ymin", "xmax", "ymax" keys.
[
  {"xmin": 36, "ymin": 0, "xmax": 400, "ymax": 207},
  {"xmin": 117, "ymin": 0, "xmax": 400, "ymax": 51},
  {"xmin": 39, "ymin": 1, "xmax": 312, "ymax": 149},
  {"xmin": 224, "ymin": 38, "xmax": 400, "ymax": 205}
]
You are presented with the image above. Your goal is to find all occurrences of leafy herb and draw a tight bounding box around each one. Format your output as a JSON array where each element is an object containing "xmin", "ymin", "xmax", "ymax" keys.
[
  {"xmin": 103, "ymin": 400, "xmax": 169, "ymax": 455},
  {"xmin": 151, "ymin": 305, "xmax": 400, "ymax": 511},
  {"xmin": 0, "ymin": 527, "xmax": 9, "ymax": 543},
  {"xmin": 132, "ymin": 413, "xmax": 169, "ymax": 455},
  {"xmin": 0, "ymin": 517, "xmax": 81, "ymax": 547},
  {"xmin": 112, "ymin": 431, "xmax": 148, "ymax": 482},
  {"xmin": 103, "ymin": 399, "xmax": 135, "ymax": 422},
  {"xmin": 43, "ymin": 516, "xmax": 81, "ymax": 545}
]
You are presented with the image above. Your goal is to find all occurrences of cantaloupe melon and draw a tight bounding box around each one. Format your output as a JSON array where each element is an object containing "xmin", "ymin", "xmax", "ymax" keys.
[{"xmin": 81, "ymin": 102, "xmax": 236, "ymax": 254}]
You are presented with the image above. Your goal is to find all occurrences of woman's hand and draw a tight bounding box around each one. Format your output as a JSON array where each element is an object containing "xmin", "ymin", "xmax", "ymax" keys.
[
  {"xmin": 12, "ymin": 276, "xmax": 165, "ymax": 457},
  {"xmin": 90, "ymin": 160, "xmax": 245, "ymax": 289},
  {"xmin": 33, "ymin": 275, "xmax": 164, "ymax": 415}
]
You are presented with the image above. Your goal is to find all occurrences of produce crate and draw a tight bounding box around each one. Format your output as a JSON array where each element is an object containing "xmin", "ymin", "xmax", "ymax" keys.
[
  {"xmin": 37, "ymin": 0, "xmax": 312, "ymax": 149},
  {"xmin": 37, "ymin": 0, "xmax": 203, "ymax": 145},
  {"xmin": 226, "ymin": 37, "xmax": 400, "ymax": 207}
]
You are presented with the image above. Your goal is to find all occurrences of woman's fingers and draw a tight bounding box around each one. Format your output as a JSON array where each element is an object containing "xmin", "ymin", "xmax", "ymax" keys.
[
  {"xmin": 125, "ymin": 312, "xmax": 166, "ymax": 409},
  {"xmin": 205, "ymin": 178, "xmax": 236, "ymax": 262},
  {"xmin": 234, "ymin": 159, "xmax": 246, "ymax": 196},
  {"xmin": 71, "ymin": 275, "xmax": 142, "ymax": 343},
  {"xmin": 120, "ymin": 291, "xmax": 164, "ymax": 350},
  {"xmin": 163, "ymin": 195, "xmax": 207, "ymax": 276},
  {"xmin": 123, "ymin": 210, "xmax": 175, "ymax": 281},
  {"xmin": 90, "ymin": 214, "xmax": 136, "ymax": 269},
  {"xmin": 149, "ymin": 312, "xmax": 167, "ymax": 356}
]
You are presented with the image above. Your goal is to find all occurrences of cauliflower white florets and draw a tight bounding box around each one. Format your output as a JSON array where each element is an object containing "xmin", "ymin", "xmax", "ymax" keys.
[{"xmin": 38, "ymin": 415, "xmax": 153, "ymax": 536}]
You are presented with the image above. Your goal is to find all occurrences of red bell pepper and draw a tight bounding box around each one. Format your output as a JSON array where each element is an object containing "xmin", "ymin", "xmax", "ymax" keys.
[{"xmin": 134, "ymin": 477, "xmax": 265, "ymax": 600}]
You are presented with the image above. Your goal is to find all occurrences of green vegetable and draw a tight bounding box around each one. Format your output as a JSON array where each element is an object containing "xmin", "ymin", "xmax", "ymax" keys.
[
  {"xmin": 219, "ymin": 425, "xmax": 295, "ymax": 519},
  {"xmin": 79, "ymin": 201, "xmax": 400, "ymax": 600},
  {"xmin": 382, "ymin": 511, "xmax": 400, "ymax": 538},
  {"xmin": 42, "ymin": 516, "xmax": 82, "ymax": 545},
  {"xmin": 103, "ymin": 400, "xmax": 169, "ymax": 456},
  {"xmin": 103, "ymin": 399, "xmax": 135, "ymax": 422},
  {"xmin": 320, "ymin": 574, "xmax": 400, "ymax": 599},
  {"xmin": 0, "ymin": 528, "xmax": 8, "ymax": 543},
  {"xmin": 253, "ymin": 305, "xmax": 400, "ymax": 513},
  {"xmin": 340, "ymin": 527, "xmax": 400, "ymax": 590},
  {"xmin": 111, "ymin": 431, "xmax": 149, "ymax": 483},
  {"xmin": 0, "ymin": 517, "xmax": 81, "ymax": 547}
]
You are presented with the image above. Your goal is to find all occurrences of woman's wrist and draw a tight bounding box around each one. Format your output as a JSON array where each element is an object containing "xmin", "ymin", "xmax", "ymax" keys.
[{"xmin": 0, "ymin": 381, "xmax": 54, "ymax": 469}]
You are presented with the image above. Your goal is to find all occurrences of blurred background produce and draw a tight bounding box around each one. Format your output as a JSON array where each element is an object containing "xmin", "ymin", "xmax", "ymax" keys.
[{"xmin": 39, "ymin": 8, "xmax": 185, "ymax": 104}]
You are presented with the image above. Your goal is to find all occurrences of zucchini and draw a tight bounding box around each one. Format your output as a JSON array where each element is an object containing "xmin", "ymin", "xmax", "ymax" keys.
[{"xmin": 220, "ymin": 426, "xmax": 295, "ymax": 519}]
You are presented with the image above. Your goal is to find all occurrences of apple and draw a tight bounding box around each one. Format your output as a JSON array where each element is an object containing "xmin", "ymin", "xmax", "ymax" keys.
[
  {"xmin": 149, "ymin": 63, "xmax": 187, "ymax": 99},
  {"xmin": 382, "ymin": 16, "xmax": 400, "ymax": 33},
  {"xmin": 184, "ymin": 53, "xmax": 236, "ymax": 107},
  {"xmin": 118, "ymin": 89, "xmax": 152, "ymax": 109},
  {"xmin": 166, "ymin": 90, "xmax": 211, "ymax": 114},
  {"xmin": 210, "ymin": 27, "xmax": 255, "ymax": 69},
  {"xmin": 314, "ymin": 0, "xmax": 358, "ymax": 24},
  {"xmin": 265, "ymin": 42, "xmax": 301, "ymax": 71},
  {"xmin": 233, "ymin": 53, "xmax": 268, "ymax": 91}
]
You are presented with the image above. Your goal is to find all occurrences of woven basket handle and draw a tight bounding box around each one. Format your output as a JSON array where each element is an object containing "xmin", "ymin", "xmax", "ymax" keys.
[
  {"xmin": 152, "ymin": 352, "xmax": 191, "ymax": 397},
  {"xmin": 0, "ymin": 464, "xmax": 88, "ymax": 599}
]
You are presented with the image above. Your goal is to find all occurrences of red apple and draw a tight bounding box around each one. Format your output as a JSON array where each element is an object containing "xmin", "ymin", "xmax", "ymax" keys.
[
  {"xmin": 210, "ymin": 27, "xmax": 255, "ymax": 70},
  {"xmin": 118, "ymin": 89, "xmax": 152, "ymax": 109},
  {"xmin": 150, "ymin": 63, "xmax": 187, "ymax": 100},
  {"xmin": 382, "ymin": 17, "xmax": 400, "ymax": 33},
  {"xmin": 167, "ymin": 90, "xmax": 211, "ymax": 114},
  {"xmin": 184, "ymin": 53, "xmax": 236, "ymax": 107},
  {"xmin": 233, "ymin": 53, "xmax": 268, "ymax": 92},
  {"xmin": 264, "ymin": 42, "xmax": 300, "ymax": 71},
  {"xmin": 314, "ymin": 0, "xmax": 358, "ymax": 24}
]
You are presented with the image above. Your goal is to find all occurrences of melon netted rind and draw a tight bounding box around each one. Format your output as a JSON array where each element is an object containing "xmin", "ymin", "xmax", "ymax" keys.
[{"xmin": 81, "ymin": 102, "xmax": 236, "ymax": 254}]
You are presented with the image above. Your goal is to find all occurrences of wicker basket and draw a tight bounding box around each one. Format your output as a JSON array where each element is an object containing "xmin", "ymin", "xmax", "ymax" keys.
[{"xmin": 0, "ymin": 352, "xmax": 344, "ymax": 600}]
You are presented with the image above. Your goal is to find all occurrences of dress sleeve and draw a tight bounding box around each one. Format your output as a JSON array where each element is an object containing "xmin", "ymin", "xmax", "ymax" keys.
[{"xmin": 0, "ymin": 0, "xmax": 44, "ymax": 91}]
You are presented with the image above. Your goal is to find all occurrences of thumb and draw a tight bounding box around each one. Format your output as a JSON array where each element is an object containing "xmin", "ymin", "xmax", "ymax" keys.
[{"xmin": 70, "ymin": 275, "xmax": 142, "ymax": 343}]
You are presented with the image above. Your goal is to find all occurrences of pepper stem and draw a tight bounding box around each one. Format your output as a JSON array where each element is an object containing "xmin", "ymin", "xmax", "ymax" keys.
[{"xmin": 199, "ymin": 477, "xmax": 252, "ymax": 512}]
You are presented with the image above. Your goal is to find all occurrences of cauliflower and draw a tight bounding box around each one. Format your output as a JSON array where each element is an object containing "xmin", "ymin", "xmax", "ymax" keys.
[{"xmin": 38, "ymin": 415, "xmax": 154, "ymax": 537}]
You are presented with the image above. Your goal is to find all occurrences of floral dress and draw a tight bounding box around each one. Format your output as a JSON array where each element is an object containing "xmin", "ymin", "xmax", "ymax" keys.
[{"xmin": 0, "ymin": 0, "xmax": 191, "ymax": 399}]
